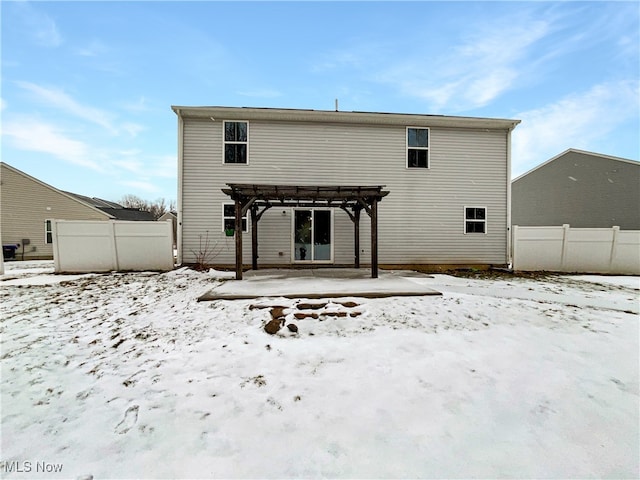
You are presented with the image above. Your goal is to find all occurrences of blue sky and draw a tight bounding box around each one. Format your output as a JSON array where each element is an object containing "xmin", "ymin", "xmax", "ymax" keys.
[{"xmin": 2, "ymin": 1, "xmax": 638, "ymax": 204}]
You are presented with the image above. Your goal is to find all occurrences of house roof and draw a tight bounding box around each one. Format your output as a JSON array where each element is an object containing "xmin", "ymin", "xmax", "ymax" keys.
[
  {"xmin": 513, "ymin": 148, "xmax": 640, "ymax": 183},
  {"xmin": 0, "ymin": 162, "xmax": 114, "ymax": 219},
  {"xmin": 158, "ymin": 211, "xmax": 177, "ymax": 220},
  {"xmin": 96, "ymin": 207, "xmax": 155, "ymax": 221},
  {"xmin": 62, "ymin": 191, "xmax": 123, "ymax": 209},
  {"xmin": 172, "ymin": 105, "xmax": 520, "ymax": 131},
  {"xmin": 64, "ymin": 191, "xmax": 156, "ymax": 220},
  {"xmin": 2, "ymin": 162, "xmax": 156, "ymax": 221}
]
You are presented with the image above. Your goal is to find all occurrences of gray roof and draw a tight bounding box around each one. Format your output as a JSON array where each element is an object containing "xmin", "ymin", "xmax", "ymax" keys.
[
  {"xmin": 96, "ymin": 207, "xmax": 155, "ymax": 221},
  {"xmin": 64, "ymin": 191, "xmax": 155, "ymax": 221},
  {"xmin": 172, "ymin": 105, "xmax": 520, "ymax": 130},
  {"xmin": 63, "ymin": 192, "xmax": 123, "ymax": 209}
]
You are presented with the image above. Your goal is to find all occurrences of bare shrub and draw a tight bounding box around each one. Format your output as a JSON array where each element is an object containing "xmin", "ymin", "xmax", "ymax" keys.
[{"xmin": 190, "ymin": 231, "xmax": 223, "ymax": 270}]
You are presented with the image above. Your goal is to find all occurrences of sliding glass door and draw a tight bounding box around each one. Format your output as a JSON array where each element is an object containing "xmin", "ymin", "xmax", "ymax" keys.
[{"xmin": 293, "ymin": 209, "xmax": 332, "ymax": 263}]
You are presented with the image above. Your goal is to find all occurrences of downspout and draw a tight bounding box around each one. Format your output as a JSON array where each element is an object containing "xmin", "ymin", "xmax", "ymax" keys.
[
  {"xmin": 176, "ymin": 109, "xmax": 184, "ymax": 266},
  {"xmin": 506, "ymin": 122, "xmax": 518, "ymax": 268}
]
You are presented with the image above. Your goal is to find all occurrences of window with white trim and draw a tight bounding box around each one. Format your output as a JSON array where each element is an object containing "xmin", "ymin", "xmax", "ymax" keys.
[
  {"xmin": 223, "ymin": 121, "xmax": 248, "ymax": 164},
  {"xmin": 407, "ymin": 127, "xmax": 429, "ymax": 168},
  {"xmin": 222, "ymin": 203, "xmax": 248, "ymax": 232},
  {"xmin": 45, "ymin": 219, "xmax": 53, "ymax": 244},
  {"xmin": 464, "ymin": 207, "xmax": 486, "ymax": 234}
]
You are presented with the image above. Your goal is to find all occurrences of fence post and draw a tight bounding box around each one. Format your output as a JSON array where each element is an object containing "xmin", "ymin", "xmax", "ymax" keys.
[
  {"xmin": 110, "ymin": 221, "xmax": 120, "ymax": 271},
  {"xmin": 609, "ymin": 226, "xmax": 620, "ymax": 273},
  {"xmin": 52, "ymin": 220, "xmax": 61, "ymax": 272},
  {"xmin": 560, "ymin": 224, "xmax": 570, "ymax": 270},
  {"xmin": 512, "ymin": 225, "xmax": 519, "ymax": 270}
]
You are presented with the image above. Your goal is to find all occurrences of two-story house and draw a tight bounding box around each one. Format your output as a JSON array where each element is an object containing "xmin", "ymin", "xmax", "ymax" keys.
[{"xmin": 173, "ymin": 106, "xmax": 520, "ymax": 275}]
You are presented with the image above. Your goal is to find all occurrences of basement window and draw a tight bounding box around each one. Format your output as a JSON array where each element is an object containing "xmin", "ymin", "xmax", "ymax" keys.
[
  {"xmin": 223, "ymin": 121, "xmax": 248, "ymax": 164},
  {"xmin": 407, "ymin": 127, "xmax": 429, "ymax": 168},
  {"xmin": 222, "ymin": 203, "xmax": 248, "ymax": 232},
  {"xmin": 464, "ymin": 207, "xmax": 486, "ymax": 234}
]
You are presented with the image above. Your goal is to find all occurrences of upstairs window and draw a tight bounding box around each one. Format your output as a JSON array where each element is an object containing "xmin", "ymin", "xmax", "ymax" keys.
[
  {"xmin": 465, "ymin": 207, "xmax": 486, "ymax": 234},
  {"xmin": 224, "ymin": 121, "xmax": 248, "ymax": 164},
  {"xmin": 222, "ymin": 203, "xmax": 248, "ymax": 232},
  {"xmin": 407, "ymin": 127, "xmax": 429, "ymax": 168}
]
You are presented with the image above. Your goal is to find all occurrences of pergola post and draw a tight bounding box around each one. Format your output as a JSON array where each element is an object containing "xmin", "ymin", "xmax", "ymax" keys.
[
  {"xmin": 235, "ymin": 199, "xmax": 243, "ymax": 280},
  {"xmin": 354, "ymin": 207, "xmax": 361, "ymax": 268},
  {"xmin": 251, "ymin": 204, "xmax": 258, "ymax": 270},
  {"xmin": 371, "ymin": 198, "xmax": 378, "ymax": 278}
]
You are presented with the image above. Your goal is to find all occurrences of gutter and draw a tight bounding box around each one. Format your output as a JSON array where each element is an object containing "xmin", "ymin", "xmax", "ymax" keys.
[{"xmin": 170, "ymin": 105, "xmax": 520, "ymax": 131}]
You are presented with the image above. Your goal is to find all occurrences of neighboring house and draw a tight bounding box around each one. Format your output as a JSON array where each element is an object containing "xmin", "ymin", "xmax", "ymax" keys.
[
  {"xmin": 173, "ymin": 106, "xmax": 520, "ymax": 270},
  {"xmin": 1, "ymin": 163, "xmax": 157, "ymax": 260},
  {"xmin": 158, "ymin": 211, "xmax": 178, "ymax": 247},
  {"xmin": 65, "ymin": 192, "xmax": 156, "ymax": 221},
  {"xmin": 1, "ymin": 162, "xmax": 113, "ymax": 260},
  {"xmin": 512, "ymin": 149, "xmax": 640, "ymax": 230}
]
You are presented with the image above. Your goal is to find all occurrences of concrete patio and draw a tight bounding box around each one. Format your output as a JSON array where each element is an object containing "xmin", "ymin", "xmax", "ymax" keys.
[{"xmin": 198, "ymin": 268, "xmax": 442, "ymax": 301}]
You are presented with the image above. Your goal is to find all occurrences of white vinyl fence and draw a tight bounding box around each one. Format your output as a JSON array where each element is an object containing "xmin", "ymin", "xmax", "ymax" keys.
[
  {"xmin": 53, "ymin": 220, "xmax": 174, "ymax": 273},
  {"xmin": 512, "ymin": 225, "xmax": 640, "ymax": 274}
]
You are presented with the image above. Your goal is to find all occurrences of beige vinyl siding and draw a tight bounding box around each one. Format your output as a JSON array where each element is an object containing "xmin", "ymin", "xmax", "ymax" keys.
[
  {"xmin": 1, "ymin": 164, "xmax": 111, "ymax": 260},
  {"xmin": 181, "ymin": 117, "xmax": 509, "ymax": 266}
]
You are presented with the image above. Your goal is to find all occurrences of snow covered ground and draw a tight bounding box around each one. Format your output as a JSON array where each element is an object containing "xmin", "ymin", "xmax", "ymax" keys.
[{"xmin": 1, "ymin": 261, "xmax": 638, "ymax": 479}]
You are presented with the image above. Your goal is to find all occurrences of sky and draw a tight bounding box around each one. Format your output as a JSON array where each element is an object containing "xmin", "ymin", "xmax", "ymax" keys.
[{"xmin": 1, "ymin": 1, "xmax": 638, "ymax": 205}]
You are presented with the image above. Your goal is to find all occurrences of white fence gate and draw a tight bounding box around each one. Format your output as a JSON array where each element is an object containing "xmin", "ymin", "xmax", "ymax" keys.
[
  {"xmin": 512, "ymin": 225, "xmax": 640, "ymax": 274},
  {"xmin": 53, "ymin": 220, "xmax": 174, "ymax": 273}
]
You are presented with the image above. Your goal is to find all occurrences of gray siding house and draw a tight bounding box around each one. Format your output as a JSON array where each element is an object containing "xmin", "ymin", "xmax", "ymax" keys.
[
  {"xmin": 512, "ymin": 149, "xmax": 640, "ymax": 230},
  {"xmin": 173, "ymin": 106, "xmax": 520, "ymax": 270}
]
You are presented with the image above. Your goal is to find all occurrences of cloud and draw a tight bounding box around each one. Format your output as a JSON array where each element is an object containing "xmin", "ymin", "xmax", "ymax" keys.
[
  {"xmin": 378, "ymin": 16, "xmax": 552, "ymax": 112},
  {"xmin": 121, "ymin": 122, "xmax": 145, "ymax": 138},
  {"xmin": 120, "ymin": 180, "xmax": 161, "ymax": 194},
  {"xmin": 154, "ymin": 155, "xmax": 177, "ymax": 179},
  {"xmin": 511, "ymin": 80, "xmax": 639, "ymax": 176},
  {"xmin": 15, "ymin": 82, "xmax": 147, "ymax": 137},
  {"xmin": 2, "ymin": 118, "xmax": 102, "ymax": 171},
  {"xmin": 16, "ymin": 81, "xmax": 117, "ymax": 133},
  {"xmin": 13, "ymin": 1, "xmax": 62, "ymax": 48},
  {"xmin": 75, "ymin": 40, "xmax": 109, "ymax": 57},
  {"xmin": 112, "ymin": 152, "xmax": 176, "ymax": 180},
  {"xmin": 111, "ymin": 152, "xmax": 145, "ymax": 175},
  {"xmin": 121, "ymin": 96, "xmax": 151, "ymax": 113}
]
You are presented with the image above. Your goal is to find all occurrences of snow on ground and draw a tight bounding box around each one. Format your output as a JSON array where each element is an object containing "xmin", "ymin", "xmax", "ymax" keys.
[{"xmin": 1, "ymin": 261, "xmax": 638, "ymax": 479}]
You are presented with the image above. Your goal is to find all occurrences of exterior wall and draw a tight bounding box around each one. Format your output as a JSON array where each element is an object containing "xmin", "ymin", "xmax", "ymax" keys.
[
  {"xmin": 512, "ymin": 150, "xmax": 640, "ymax": 230},
  {"xmin": 180, "ymin": 115, "xmax": 511, "ymax": 267},
  {"xmin": 0, "ymin": 163, "xmax": 111, "ymax": 260}
]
